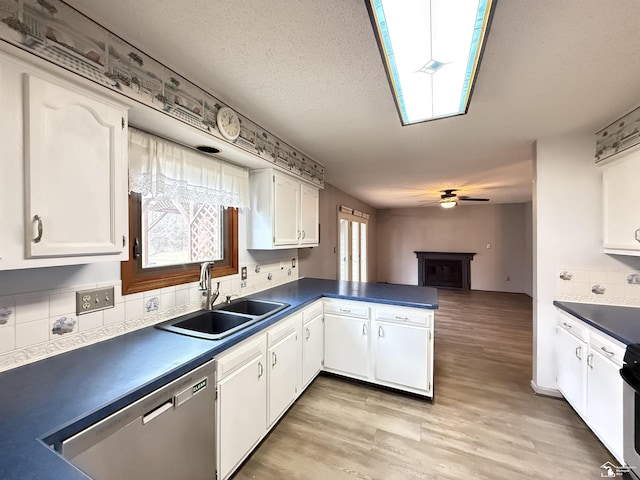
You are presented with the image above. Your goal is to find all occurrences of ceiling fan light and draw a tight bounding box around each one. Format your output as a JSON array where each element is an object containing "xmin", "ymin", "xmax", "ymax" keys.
[{"xmin": 440, "ymin": 198, "xmax": 457, "ymax": 209}]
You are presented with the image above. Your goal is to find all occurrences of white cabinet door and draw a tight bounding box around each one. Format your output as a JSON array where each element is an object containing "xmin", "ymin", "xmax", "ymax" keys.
[
  {"xmin": 556, "ymin": 326, "xmax": 587, "ymax": 417},
  {"xmin": 24, "ymin": 74, "xmax": 127, "ymax": 258},
  {"xmin": 602, "ymin": 151, "xmax": 640, "ymax": 254},
  {"xmin": 587, "ymin": 349, "xmax": 624, "ymax": 462},
  {"xmin": 302, "ymin": 313, "xmax": 324, "ymax": 387},
  {"xmin": 324, "ymin": 313, "xmax": 369, "ymax": 379},
  {"xmin": 217, "ymin": 353, "xmax": 267, "ymax": 480},
  {"xmin": 299, "ymin": 183, "xmax": 319, "ymax": 245},
  {"xmin": 273, "ymin": 172, "xmax": 300, "ymax": 246},
  {"xmin": 374, "ymin": 321, "xmax": 429, "ymax": 391},
  {"xmin": 268, "ymin": 329, "xmax": 300, "ymax": 426}
]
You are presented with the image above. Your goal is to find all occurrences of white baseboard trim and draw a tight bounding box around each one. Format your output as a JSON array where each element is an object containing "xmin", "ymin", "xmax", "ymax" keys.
[{"xmin": 530, "ymin": 380, "xmax": 562, "ymax": 398}]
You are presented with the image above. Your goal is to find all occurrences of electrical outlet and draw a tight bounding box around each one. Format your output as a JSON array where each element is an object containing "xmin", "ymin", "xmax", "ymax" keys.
[
  {"xmin": 76, "ymin": 286, "xmax": 115, "ymax": 315},
  {"xmin": 240, "ymin": 280, "xmax": 247, "ymax": 288},
  {"xmin": 241, "ymin": 266, "xmax": 247, "ymax": 280}
]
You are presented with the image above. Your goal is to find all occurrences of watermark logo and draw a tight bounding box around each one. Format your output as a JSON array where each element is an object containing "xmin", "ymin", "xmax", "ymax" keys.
[{"xmin": 600, "ymin": 461, "xmax": 635, "ymax": 477}]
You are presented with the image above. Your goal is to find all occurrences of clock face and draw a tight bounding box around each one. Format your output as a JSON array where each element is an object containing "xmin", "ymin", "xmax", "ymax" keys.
[{"xmin": 217, "ymin": 107, "xmax": 241, "ymax": 141}]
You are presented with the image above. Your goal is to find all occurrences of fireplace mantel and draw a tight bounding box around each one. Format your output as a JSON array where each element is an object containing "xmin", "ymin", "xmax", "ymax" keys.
[{"xmin": 415, "ymin": 251, "xmax": 476, "ymax": 290}]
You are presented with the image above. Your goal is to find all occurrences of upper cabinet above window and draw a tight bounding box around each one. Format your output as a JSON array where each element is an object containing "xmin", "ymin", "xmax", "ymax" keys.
[
  {"xmin": 247, "ymin": 170, "xmax": 320, "ymax": 250},
  {"xmin": 0, "ymin": 51, "xmax": 129, "ymax": 270}
]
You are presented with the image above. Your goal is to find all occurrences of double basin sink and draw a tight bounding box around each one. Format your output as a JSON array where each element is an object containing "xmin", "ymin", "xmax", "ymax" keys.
[{"xmin": 156, "ymin": 298, "xmax": 290, "ymax": 340}]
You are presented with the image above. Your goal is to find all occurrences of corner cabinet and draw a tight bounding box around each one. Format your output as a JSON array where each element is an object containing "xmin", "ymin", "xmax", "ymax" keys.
[
  {"xmin": 601, "ymin": 148, "xmax": 640, "ymax": 255},
  {"xmin": 555, "ymin": 309, "xmax": 624, "ymax": 463},
  {"xmin": 247, "ymin": 169, "xmax": 319, "ymax": 249},
  {"xmin": 0, "ymin": 51, "xmax": 129, "ymax": 270}
]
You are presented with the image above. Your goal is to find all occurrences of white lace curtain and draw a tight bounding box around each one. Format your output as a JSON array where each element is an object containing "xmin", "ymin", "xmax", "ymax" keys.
[{"xmin": 128, "ymin": 128, "xmax": 249, "ymax": 208}]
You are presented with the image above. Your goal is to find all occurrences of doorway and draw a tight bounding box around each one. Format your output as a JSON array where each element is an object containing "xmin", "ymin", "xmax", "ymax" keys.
[{"xmin": 338, "ymin": 211, "xmax": 367, "ymax": 282}]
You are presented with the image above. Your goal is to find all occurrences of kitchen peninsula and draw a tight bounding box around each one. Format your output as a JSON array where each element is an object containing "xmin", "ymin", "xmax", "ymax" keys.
[{"xmin": 0, "ymin": 278, "xmax": 437, "ymax": 480}]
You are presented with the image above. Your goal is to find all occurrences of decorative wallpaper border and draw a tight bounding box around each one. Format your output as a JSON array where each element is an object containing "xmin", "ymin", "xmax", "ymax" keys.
[
  {"xmin": 0, "ymin": 0, "xmax": 325, "ymax": 186},
  {"xmin": 595, "ymin": 105, "xmax": 640, "ymax": 163}
]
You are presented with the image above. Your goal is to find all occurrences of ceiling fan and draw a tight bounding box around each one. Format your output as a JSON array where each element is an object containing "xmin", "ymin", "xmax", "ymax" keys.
[{"xmin": 439, "ymin": 189, "xmax": 489, "ymax": 209}]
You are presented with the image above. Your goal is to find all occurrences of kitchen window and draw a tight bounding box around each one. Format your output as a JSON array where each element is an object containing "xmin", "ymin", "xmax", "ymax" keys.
[{"xmin": 122, "ymin": 129, "xmax": 248, "ymax": 294}]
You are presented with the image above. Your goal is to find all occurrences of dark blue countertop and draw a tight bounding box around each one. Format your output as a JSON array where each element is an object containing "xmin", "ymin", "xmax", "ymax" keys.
[
  {"xmin": 554, "ymin": 301, "xmax": 640, "ymax": 345},
  {"xmin": 0, "ymin": 278, "xmax": 437, "ymax": 480}
]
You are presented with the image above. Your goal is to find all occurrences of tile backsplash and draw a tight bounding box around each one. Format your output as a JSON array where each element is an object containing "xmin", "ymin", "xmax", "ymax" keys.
[
  {"xmin": 0, "ymin": 256, "xmax": 298, "ymax": 372},
  {"xmin": 556, "ymin": 266, "xmax": 640, "ymax": 306}
]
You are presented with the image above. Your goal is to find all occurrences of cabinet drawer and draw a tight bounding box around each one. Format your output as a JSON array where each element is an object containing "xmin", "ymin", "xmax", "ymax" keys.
[
  {"xmin": 324, "ymin": 300, "xmax": 369, "ymax": 319},
  {"xmin": 375, "ymin": 306, "xmax": 433, "ymax": 327},
  {"xmin": 302, "ymin": 301, "xmax": 323, "ymax": 323},
  {"xmin": 590, "ymin": 331, "xmax": 626, "ymax": 367},
  {"xmin": 216, "ymin": 334, "xmax": 267, "ymax": 380},
  {"xmin": 267, "ymin": 314, "xmax": 300, "ymax": 347},
  {"xmin": 557, "ymin": 310, "xmax": 587, "ymax": 341}
]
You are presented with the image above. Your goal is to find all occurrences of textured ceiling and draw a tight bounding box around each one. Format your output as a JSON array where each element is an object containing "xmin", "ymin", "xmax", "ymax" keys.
[{"xmin": 67, "ymin": 0, "xmax": 640, "ymax": 208}]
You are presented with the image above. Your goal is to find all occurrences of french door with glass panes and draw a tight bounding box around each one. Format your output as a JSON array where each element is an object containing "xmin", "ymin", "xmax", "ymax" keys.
[{"xmin": 338, "ymin": 211, "xmax": 367, "ymax": 282}]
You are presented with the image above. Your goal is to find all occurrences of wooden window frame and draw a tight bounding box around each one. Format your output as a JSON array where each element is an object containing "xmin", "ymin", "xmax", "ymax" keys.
[{"xmin": 121, "ymin": 193, "xmax": 239, "ymax": 295}]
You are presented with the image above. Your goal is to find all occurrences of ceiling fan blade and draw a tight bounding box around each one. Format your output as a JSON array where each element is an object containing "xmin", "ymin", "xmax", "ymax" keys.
[{"xmin": 458, "ymin": 197, "xmax": 489, "ymax": 202}]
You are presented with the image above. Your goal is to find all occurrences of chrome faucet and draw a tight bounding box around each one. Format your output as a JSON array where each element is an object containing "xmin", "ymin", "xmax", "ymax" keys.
[{"xmin": 198, "ymin": 262, "xmax": 220, "ymax": 310}]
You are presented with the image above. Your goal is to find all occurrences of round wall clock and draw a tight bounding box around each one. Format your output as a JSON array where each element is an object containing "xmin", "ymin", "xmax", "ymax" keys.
[{"xmin": 216, "ymin": 106, "xmax": 241, "ymax": 141}]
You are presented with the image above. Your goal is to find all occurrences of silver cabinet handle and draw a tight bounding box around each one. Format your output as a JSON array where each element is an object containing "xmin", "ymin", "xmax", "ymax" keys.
[
  {"xmin": 575, "ymin": 346, "xmax": 582, "ymax": 360},
  {"xmin": 395, "ymin": 316, "xmax": 409, "ymax": 321},
  {"xmin": 600, "ymin": 346, "xmax": 615, "ymax": 356},
  {"xmin": 378, "ymin": 326, "xmax": 384, "ymax": 337},
  {"xmin": 340, "ymin": 308, "xmax": 351, "ymax": 313},
  {"xmin": 635, "ymin": 228, "xmax": 640, "ymax": 243},
  {"xmin": 32, "ymin": 215, "xmax": 43, "ymax": 243},
  {"xmin": 297, "ymin": 230, "xmax": 301, "ymax": 239},
  {"xmin": 362, "ymin": 323, "xmax": 368, "ymax": 335},
  {"xmin": 272, "ymin": 351, "xmax": 277, "ymax": 367},
  {"xmin": 587, "ymin": 353, "xmax": 593, "ymax": 368},
  {"xmin": 122, "ymin": 235, "xmax": 126, "ymax": 248},
  {"xmin": 258, "ymin": 361, "xmax": 264, "ymax": 378},
  {"xmin": 305, "ymin": 327, "xmax": 310, "ymax": 340},
  {"xmin": 302, "ymin": 230, "xmax": 306, "ymax": 239},
  {"xmin": 562, "ymin": 322, "xmax": 572, "ymax": 329}
]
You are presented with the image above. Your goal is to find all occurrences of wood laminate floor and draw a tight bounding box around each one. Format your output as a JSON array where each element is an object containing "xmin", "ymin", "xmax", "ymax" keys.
[{"xmin": 234, "ymin": 289, "xmax": 615, "ymax": 479}]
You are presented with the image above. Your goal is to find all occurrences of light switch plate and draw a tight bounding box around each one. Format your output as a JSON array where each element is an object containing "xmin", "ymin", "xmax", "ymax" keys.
[{"xmin": 76, "ymin": 287, "xmax": 115, "ymax": 315}]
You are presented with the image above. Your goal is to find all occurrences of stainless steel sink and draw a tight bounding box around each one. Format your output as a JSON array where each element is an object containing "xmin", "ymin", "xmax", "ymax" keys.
[
  {"xmin": 216, "ymin": 298, "xmax": 289, "ymax": 316},
  {"xmin": 157, "ymin": 298, "xmax": 289, "ymax": 340}
]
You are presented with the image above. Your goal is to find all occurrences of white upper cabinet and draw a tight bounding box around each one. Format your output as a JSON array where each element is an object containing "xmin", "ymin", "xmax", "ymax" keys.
[
  {"xmin": 602, "ymin": 148, "xmax": 640, "ymax": 255},
  {"xmin": 24, "ymin": 74, "xmax": 127, "ymax": 258},
  {"xmin": 273, "ymin": 173, "xmax": 301, "ymax": 246},
  {"xmin": 247, "ymin": 169, "xmax": 320, "ymax": 249},
  {"xmin": 299, "ymin": 184, "xmax": 319, "ymax": 245},
  {"xmin": 0, "ymin": 51, "xmax": 129, "ymax": 270}
]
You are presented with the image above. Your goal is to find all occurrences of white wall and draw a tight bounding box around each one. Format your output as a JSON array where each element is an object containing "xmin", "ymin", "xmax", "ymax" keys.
[
  {"xmin": 376, "ymin": 203, "xmax": 531, "ymax": 293},
  {"xmin": 533, "ymin": 134, "xmax": 640, "ymax": 391},
  {"xmin": 298, "ymin": 183, "xmax": 377, "ymax": 281}
]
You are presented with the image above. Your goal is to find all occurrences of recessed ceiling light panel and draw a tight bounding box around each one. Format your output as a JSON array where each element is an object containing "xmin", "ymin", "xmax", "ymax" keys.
[{"xmin": 366, "ymin": 0, "xmax": 495, "ymax": 125}]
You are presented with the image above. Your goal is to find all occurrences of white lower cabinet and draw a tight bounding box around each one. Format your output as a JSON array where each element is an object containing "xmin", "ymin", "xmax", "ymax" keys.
[
  {"xmin": 555, "ymin": 310, "xmax": 625, "ymax": 463},
  {"xmin": 302, "ymin": 306, "xmax": 324, "ymax": 387},
  {"xmin": 556, "ymin": 323, "xmax": 588, "ymax": 417},
  {"xmin": 324, "ymin": 299, "xmax": 434, "ymax": 397},
  {"xmin": 267, "ymin": 314, "xmax": 302, "ymax": 426},
  {"xmin": 215, "ymin": 298, "xmax": 434, "ymax": 479},
  {"xmin": 216, "ymin": 335, "xmax": 267, "ymax": 480},
  {"xmin": 374, "ymin": 321, "xmax": 430, "ymax": 392},
  {"xmin": 324, "ymin": 312, "xmax": 370, "ymax": 379}
]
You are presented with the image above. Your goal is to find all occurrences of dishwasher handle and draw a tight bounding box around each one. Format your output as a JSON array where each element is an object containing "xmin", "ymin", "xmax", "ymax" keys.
[{"xmin": 142, "ymin": 399, "xmax": 174, "ymax": 424}]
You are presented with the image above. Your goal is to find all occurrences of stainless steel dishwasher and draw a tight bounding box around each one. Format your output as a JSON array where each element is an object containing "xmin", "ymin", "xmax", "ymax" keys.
[{"xmin": 59, "ymin": 359, "xmax": 216, "ymax": 480}]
